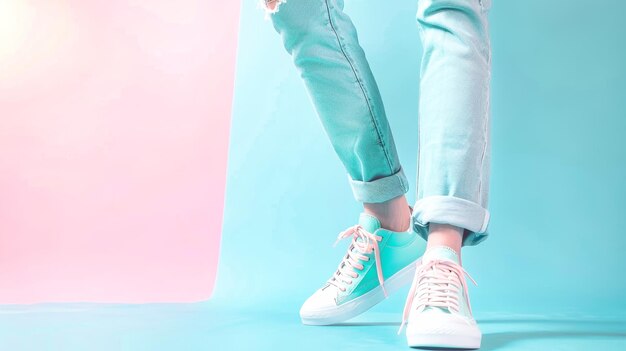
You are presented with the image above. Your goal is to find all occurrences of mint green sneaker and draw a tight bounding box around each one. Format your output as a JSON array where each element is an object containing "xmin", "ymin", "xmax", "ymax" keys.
[{"xmin": 299, "ymin": 210, "xmax": 427, "ymax": 325}]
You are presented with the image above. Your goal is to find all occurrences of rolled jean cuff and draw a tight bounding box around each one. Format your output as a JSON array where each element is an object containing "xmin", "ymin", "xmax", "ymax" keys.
[
  {"xmin": 411, "ymin": 195, "xmax": 490, "ymax": 247},
  {"xmin": 347, "ymin": 167, "xmax": 409, "ymax": 203}
]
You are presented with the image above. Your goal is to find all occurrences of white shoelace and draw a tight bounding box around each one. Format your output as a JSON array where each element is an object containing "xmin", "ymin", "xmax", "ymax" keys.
[
  {"xmin": 398, "ymin": 258, "xmax": 477, "ymax": 334},
  {"xmin": 326, "ymin": 224, "xmax": 387, "ymax": 296}
]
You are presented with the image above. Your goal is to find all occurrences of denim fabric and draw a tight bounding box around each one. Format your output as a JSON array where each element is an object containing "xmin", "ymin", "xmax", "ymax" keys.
[
  {"xmin": 265, "ymin": 0, "xmax": 492, "ymax": 247},
  {"xmin": 265, "ymin": 0, "xmax": 409, "ymax": 204}
]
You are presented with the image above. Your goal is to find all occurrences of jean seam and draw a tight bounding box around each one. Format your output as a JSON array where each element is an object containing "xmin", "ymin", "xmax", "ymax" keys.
[
  {"xmin": 415, "ymin": 20, "xmax": 424, "ymax": 202},
  {"xmin": 391, "ymin": 167, "xmax": 408, "ymax": 194},
  {"xmin": 323, "ymin": 0, "xmax": 395, "ymax": 176},
  {"xmin": 398, "ymin": 170, "xmax": 407, "ymax": 193},
  {"xmin": 476, "ymin": 13, "xmax": 491, "ymax": 205},
  {"xmin": 478, "ymin": 0, "xmax": 492, "ymax": 13},
  {"xmin": 476, "ymin": 84, "xmax": 488, "ymax": 205}
]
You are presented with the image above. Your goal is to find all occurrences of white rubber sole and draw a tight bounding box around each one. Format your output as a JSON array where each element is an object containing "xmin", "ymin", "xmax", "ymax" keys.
[
  {"xmin": 300, "ymin": 258, "xmax": 422, "ymax": 325},
  {"xmin": 407, "ymin": 333, "xmax": 481, "ymax": 349},
  {"xmin": 406, "ymin": 314, "xmax": 481, "ymax": 349}
]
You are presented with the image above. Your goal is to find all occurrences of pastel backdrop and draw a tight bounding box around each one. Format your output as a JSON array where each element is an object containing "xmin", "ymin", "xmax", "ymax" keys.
[
  {"xmin": 214, "ymin": 0, "xmax": 626, "ymax": 318},
  {"xmin": 1, "ymin": 0, "xmax": 625, "ymax": 313},
  {"xmin": 0, "ymin": 0, "xmax": 240, "ymax": 303},
  {"xmin": 0, "ymin": 0, "xmax": 625, "ymax": 350}
]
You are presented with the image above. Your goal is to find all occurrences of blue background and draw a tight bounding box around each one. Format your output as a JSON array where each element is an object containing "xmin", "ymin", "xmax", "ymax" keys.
[
  {"xmin": 216, "ymin": 0, "xmax": 626, "ymax": 315},
  {"xmin": 212, "ymin": 0, "xmax": 626, "ymax": 349}
]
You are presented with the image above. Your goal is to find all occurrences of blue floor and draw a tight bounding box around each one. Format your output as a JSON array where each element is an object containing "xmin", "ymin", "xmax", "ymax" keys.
[{"xmin": 0, "ymin": 302, "xmax": 624, "ymax": 350}]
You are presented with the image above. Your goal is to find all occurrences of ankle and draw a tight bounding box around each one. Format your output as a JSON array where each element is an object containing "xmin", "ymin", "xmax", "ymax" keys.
[
  {"xmin": 426, "ymin": 223, "xmax": 463, "ymax": 264},
  {"xmin": 363, "ymin": 195, "xmax": 411, "ymax": 232}
]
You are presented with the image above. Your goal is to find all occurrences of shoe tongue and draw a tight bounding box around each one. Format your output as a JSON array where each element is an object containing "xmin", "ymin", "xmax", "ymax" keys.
[
  {"xmin": 358, "ymin": 213, "xmax": 382, "ymax": 233},
  {"xmin": 422, "ymin": 246, "xmax": 460, "ymax": 265}
]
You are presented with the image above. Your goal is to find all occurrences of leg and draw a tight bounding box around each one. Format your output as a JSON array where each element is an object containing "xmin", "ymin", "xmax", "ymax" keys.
[
  {"xmin": 412, "ymin": 0, "xmax": 492, "ymax": 248},
  {"xmin": 427, "ymin": 223, "xmax": 463, "ymax": 262},
  {"xmin": 263, "ymin": 1, "xmax": 427, "ymax": 326},
  {"xmin": 263, "ymin": 0, "xmax": 410, "ymax": 231},
  {"xmin": 401, "ymin": 1, "xmax": 492, "ymax": 348}
]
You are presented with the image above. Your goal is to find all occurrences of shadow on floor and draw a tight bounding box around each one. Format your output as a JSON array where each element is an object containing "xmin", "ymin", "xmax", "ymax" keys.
[
  {"xmin": 333, "ymin": 317, "xmax": 626, "ymax": 351},
  {"xmin": 481, "ymin": 330, "xmax": 626, "ymax": 351}
]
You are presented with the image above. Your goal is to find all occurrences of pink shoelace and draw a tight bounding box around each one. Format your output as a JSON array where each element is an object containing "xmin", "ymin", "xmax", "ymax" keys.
[
  {"xmin": 328, "ymin": 225, "xmax": 387, "ymax": 297},
  {"xmin": 398, "ymin": 258, "xmax": 477, "ymax": 334}
]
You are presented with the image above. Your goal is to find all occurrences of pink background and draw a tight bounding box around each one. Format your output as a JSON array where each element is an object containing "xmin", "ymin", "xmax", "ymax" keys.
[{"xmin": 0, "ymin": 1, "xmax": 239, "ymax": 303}]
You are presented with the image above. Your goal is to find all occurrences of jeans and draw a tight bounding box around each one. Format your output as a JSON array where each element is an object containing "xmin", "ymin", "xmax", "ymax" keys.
[{"xmin": 263, "ymin": 0, "xmax": 492, "ymax": 247}]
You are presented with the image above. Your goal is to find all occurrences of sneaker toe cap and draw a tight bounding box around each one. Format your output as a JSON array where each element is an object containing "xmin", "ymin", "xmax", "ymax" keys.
[
  {"xmin": 299, "ymin": 287, "xmax": 339, "ymax": 316},
  {"xmin": 408, "ymin": 308, "xmax": 479, "ymax": 335}
]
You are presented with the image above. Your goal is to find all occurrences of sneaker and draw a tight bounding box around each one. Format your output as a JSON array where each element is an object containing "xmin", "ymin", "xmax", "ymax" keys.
[
  {"xmin": 299, "ymin": 210, "xmax": 426, "ymax": 325},
  {"xmin": 399, "ymin": 245, "xmax": 481, "ymax": 349}
]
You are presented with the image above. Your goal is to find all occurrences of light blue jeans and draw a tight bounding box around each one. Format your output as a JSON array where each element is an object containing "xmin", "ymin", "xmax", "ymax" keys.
[{"xmin": 263, "ymin": 0, "xmax": 492, "ymax": 247}]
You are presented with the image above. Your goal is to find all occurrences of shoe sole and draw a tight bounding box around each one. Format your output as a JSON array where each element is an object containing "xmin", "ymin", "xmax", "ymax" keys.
[
  {"xmin": 406, "ymin": 315, "xmax": 482, "ymax": 349},
  {"xmin": 407, "ymin": 334, "xmax": 481, "ymax": 349},
  {"xmin": 300, "ymin": 257, "xmax": 422, "ymax": 325}
]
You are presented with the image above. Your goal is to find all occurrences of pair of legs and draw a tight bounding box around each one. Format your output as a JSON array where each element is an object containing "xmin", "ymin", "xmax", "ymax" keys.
[
  {"xmin": 264, "ymin": 0, "xmax": 492, "ymax": 251},
  {"xmin": 264, "ymin": 2, "xmax": 492, "ymax": 347}
]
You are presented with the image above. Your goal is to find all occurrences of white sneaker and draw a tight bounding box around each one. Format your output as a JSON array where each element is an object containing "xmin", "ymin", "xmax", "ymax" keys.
[{"xmin": 399, "ymin": 245, "xmax": 481, "ymax": 349}]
